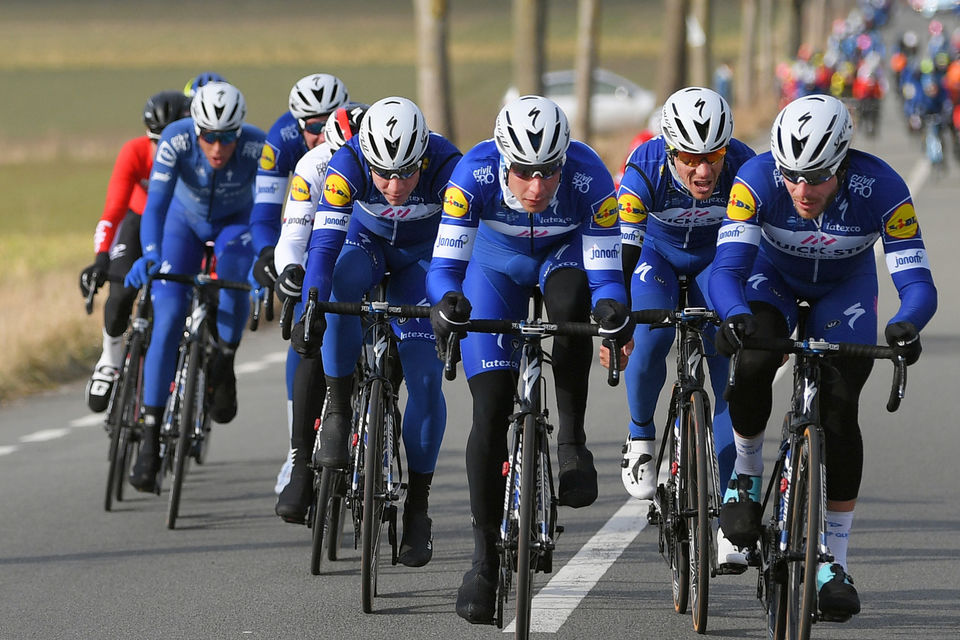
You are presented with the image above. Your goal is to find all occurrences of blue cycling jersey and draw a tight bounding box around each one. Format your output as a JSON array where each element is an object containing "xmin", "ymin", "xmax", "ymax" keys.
[
  {"xmin": 302, "ymin": 133, "xmax": 462, "ymax": 302},
  {"xmin": 250, "ymin": 111, "xmax": 310, "ymax": 253},
  {"xmin": 140, "ymin": 118, "xmax": 266, "ymax": 256},
  {"xmin": 710, "ymin": 150, "xmax": 937, "ymax": 330},
  {"xmin": 426, "ymin": 139, "xmax": 626, "ymax": 308}
]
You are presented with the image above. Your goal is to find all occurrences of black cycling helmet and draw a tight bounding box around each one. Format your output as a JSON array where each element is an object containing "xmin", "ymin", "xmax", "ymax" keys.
[{"xmin": 143, "ymin": 91, "xmax": 192, "ymax": 140}]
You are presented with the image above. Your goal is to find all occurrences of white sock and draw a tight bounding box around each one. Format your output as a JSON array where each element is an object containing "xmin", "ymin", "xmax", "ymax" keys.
[
  {"xmin": 733, "ymin": 433, "xmax": 764, "ymax": 477},
  {"xmin": 825, "ymin": 509, "xmax": 854, "ymax": 570},
  {"xmin": 98, "ymin": 328, "xmax": 124, "ymax": 369},
  {"xmin": 286, "ymin": 399, "xmax": 294, "ymax": 440}
]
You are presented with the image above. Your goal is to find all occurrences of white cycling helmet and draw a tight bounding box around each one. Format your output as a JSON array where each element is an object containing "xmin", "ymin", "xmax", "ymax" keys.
[
  {"xmin": 288, "ymin": 73, "xmax": 348, "ymax": 120},
  {"xmin": 660, "ymin": 86, "xmax": 733, "ymax": 154},
  {"xmin": 359, "ymin": 96, "xmax": 429, "ymax": 171},
  {"xmin": 324, "ymin": 102, "xmax": 369, "ymax": 152},
  {"xmin": 494, "ymin": 95, "xmax": 570, "ymax": 167},
  {"xmin": 191, "ymin": 81, "xmax": 245, "ymax": 134},
  {"xmin": 770, "ymin": 94, "xmax": 852, "ymax": 175}
]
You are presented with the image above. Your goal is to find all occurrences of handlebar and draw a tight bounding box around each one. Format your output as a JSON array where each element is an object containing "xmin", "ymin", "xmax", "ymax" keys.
[
  {"xmin": 152, "ymin": 272, "xmax": 251, "ymax": 292},
  {"xmin": 248, "ymin": 285, "xmax": 275, "ymax": 332}
]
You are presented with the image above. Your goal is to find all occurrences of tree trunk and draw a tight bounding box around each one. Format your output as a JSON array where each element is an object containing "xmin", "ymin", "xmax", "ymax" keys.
[
  {"xmin": 657, "ymin": 0, "xmax": 689, "ymax": 103},
  {"xmin": 414, "ymin": 0, "xmax": 455, "ymax": 143},
  {"xmin": 689, "ymin": 0, "xmax": 712, "ymax": 89},
  {"xmin": 514, "ymin": 0, "xmax": 547, "ymax": 96},
  {"xmin": 572, "ymin": 0, "xmax": 600, "ymax": 142},
  {"xmin": 737, "ymin": 0, "xmax": 758, "ymax": 109}
]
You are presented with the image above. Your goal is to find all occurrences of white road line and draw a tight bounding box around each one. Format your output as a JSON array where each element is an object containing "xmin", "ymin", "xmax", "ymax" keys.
[
  {"xmin": 907, "ymin": 157, "xmax": 930, "ymax": 196},
  {"xmin": 504, "ymin": 498, "xmax": 650, "ymax": 634},
  {"xmin": 20, "ymin": 428, "xmax": 70, "ymax": 443},
  {"xmin": 0, "ymin": 445, "xmax": 19, "ymax": 456},
  {"xmin": 70, "ymin": 414, "xmax": 105, "ymax": 428}
]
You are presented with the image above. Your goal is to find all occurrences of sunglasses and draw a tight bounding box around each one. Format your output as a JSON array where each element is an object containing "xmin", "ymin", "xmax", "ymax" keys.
[
  {"xmin": 777, "ymin": 165, "xmax": 835, "ymax": 185},
  {"xmin": 299, "ymin": 118, "xmax": 327, "ymax": 135},
  {"xmin": 670, "ymin": 146, "xmax": 727, "ymax": 167},
  {"xmin": 509, "ymin": 159, "xmax": 563, "ymax": 180},
  {"xmin": 371, "ymin": 160, "xmax": 421, "ymax": 180},
  {"xmin": 198, "ymin": 128, "xmax": 239, "ymax": 144}
]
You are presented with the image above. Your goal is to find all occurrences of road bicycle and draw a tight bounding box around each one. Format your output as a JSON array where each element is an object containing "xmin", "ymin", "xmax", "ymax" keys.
[
  {"xmin": 727, "ymin": 306, "xmax": 907, "ymax": 640},
  {"xmin": 444, "ymin": 289, "xmax": 620, "ymax": 640},
  {"xmin": 149, "ymin": 247, "xmax": 250, "ymax": 529},
  {"xmin": 635, "ymin": 275, "xmax": 723, "ymax": 634},
  {"xmin": 923, "ymin": 113, "xmax": 945, "ymax": 175},
  {"xmin": 301, "ymin": 285, "xmax": 429, "ymax": 613}
]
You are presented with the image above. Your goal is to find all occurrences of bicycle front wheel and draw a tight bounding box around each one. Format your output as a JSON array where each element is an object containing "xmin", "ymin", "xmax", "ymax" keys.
[
  {"xmin": 361, "ymin": 379, "xmax": 386, "ymax": 613},
  {"xmin": 668, "ymin": 406, "xmax": 691, "ymax": 615},
  {"xmin": 310, "ymin": 466, "xmax": 340, "ymax": 575},
  {"xmin": 167, "ymin": 339, "xmax": 201, "ymax": 530},
  {"xmin": 785, "ymin": 425, "xmax": 822, "ymax": 640},
  {"xmin": 104, "ymin": 335, "xmax": 143, "ymax": 511},
  {"xmin": 514, "ymin": 412, "xmax": 539, "ymax": 639},
  {"xmin": 687, "ymin": 390, "xmax": 712, "ymax": 633}
]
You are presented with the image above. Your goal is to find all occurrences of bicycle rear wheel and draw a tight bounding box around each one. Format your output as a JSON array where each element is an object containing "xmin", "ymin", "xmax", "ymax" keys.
[
  {"xmin": 785, "ymin": 426, "xmax": 822, "ymax": 640},
  {"xmin": 310, "ymin": 467, "xmax": 340, "ymax": 575},
  {"xmin": 104, "ymin": 336, "xmax": 143, "ymax": 511},
  {"xmin": 167, "ymin": 339, "xmax": 201, "ymax": 530},
  {"xmin": 514, "ymin": 413, "xmax": 539, "ymax": 639},
  {"xmin": 669, "ymin": 407, "xmax": 691, "ymax": 615},
  {"xmin": 687, "ymin": 390, "xmax": 712, "ymax": 633},
  {"xmin": 361, "ymin": 379, "xmax": 386, "ymax": 613}
]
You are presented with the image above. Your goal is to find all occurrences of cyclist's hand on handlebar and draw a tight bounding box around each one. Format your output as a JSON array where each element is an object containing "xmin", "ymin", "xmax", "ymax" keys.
[
  {"xmin": 290, "ymin": 314, "xmax": 325, "ymax": 358},
  {"xmin": 715, "ymin": 312, "xmax": 757, "ymax": 357},
  {"xmin": 592, "ymin": 298, "xmax": 634, "ymax": 347},
  {"xmin": 431, "ymin": 291, "xmax": 471, "ymax": 340},
  {"xmin": 885, "ymin": 321, "xmax": 922, "ymax": 365},
  {"xmin": 252, "ymin": 246, "xmax": 278, "ymax": 288},
  {"xmin": 79, "ymin": 251, "xmax": 110, "ymax": 297},
  {"xmin": 276, "ymin": 264, "xmax": 305, "ymax": 303},
  {"xmin": 599, "ymin": 338, "xmax": 634, "ymax": 370},
  {"xmin": 124, "ymin": 252, "xmax": 160, "ymax": 289}
]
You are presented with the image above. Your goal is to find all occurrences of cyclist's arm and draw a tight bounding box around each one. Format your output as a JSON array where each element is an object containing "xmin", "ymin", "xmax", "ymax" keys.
[
  {"xmin": 302, "ymin": 163, "xmax": 357, "ymax": 303},
  {"xmin": 582, "ymin": 191, "xmax": 629, "ymax": 307},
  {"xmin": 139, "ymin": 129, "xmax": 182, "ymax": 257},
  {"xmin": 709, "ymin": 177, "xmax": 763, "ymax": 320},
  {"xmin": 251, "ymin": 118, "xmax": 301, "ymax": 254},
  {"xmin": 425, "ymin": 177, "xmax": 480, "ymax": 304},
  {"xmin": 878, "ymin": 194, "xmax": 938, "ymax": 331},
  {"xmin": 275, "ymin": 146, "xmax": 332, "ymax": 272},
  {"xmin": 94, "ymin": 136, "xmax": 150, "ymax": 254}
]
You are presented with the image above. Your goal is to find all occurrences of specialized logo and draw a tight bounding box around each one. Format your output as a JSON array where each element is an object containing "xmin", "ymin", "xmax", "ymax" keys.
[
  {"xmin": 748, "ymin": 273, "xmax": 768, "ymax": 291},
  {"xmin": 617, "ymin": 193, "xmax": 647, "ymax": 224},
  {"xmin": 322, "ymin": 173, "xmax": 351, "ymax": 207},
  {"xmin": 727, "ymin": 182, "xmax": 756, "ymax": 221},
  {"xmin": 289, "ymin": 175, "xmax": 311, "ymax": 201},
  {"xmin": 885, "ymin": 203, "xmax": 918, "ymax": 239},
  {"xmin": 843, "ymin": 302, "xmax": 866, "ymax": 329},
  {"xmin": 443, "ymin": 186, "xmax": 470, "ymax": 218},
  {"xmin": 634, "ymin": 260, "xmax": 653, "ymax": 282},
  {"xmin": 593, "ymin": 197, "xmax": 619, "ymax": 227},
  {"xmin": 259, "ymin": 143, "xmax": 278, "ymax": 171}
]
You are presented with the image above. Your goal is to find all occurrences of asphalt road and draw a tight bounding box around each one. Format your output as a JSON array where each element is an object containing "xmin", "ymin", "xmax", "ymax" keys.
[{"xmin": 3, "ymin": 56, "xmax": 960, "ymax": 640}]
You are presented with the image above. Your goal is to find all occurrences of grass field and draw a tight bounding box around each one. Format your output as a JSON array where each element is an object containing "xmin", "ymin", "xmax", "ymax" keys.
[{"xmin": 0, "ymin": 0, "xmax": 760, "ymax": 402}]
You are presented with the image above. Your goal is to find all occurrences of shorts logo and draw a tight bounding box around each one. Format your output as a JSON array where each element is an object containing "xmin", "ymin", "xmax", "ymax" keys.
[
  {"xmin": 885, "ymin": 203, "xmax": 918, "ymax": 239},
  {"xmin": 593, "ymin": 196, "xmax": 619, "ymax": 227},
  {"xmin": 289, "ymin": 175, "xmax": 311, "ymax": 201},
  {"xmin": 443, "ymin": 186, "xmax": 469, "ymax": 218},
  {"xmin": 323, "ymin": 173, "xmax": 352, "ymax": 207},
  {"xmin": 617, "ymin": 193, "xmax": 647, "ymax": 224},
  {"xmin": 259, "ymin": 143, "xmax": 278, "ymax": 171},
  {"xmin": 727, "ymin": 182, "xmax": 756, "ymax": 221}
]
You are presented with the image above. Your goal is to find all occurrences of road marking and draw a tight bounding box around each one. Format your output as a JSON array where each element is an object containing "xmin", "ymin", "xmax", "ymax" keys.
[
  {"xmin": 0, "ymin": 445, "xmax": 19, "ymax": 456},
  {"xmin": 907, "ymin": 158, "xmax": 930, "ymax": 196},
  {"xmin": 20, "ymin": 428, "xmax": 70, "ymax": 443},
  {"xmin": 504, "ymin": 498, "xmax": 649, "ymax": 633},
  {"xmin": 70, "ymin": 414, "xmax": 105, "ymax": 428}
]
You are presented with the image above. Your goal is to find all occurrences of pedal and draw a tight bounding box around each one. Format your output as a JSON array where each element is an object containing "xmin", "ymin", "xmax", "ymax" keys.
[
  {"xmin": 715, "ymin": 561, "xmax": 749, "ymax": 576},
  {"xmin": 818, "ymin": 611, "xmax": 853, "ymax": 624},
  {"xmin": 646, "ymin": 502, "xmax": 660, "ymax": 525}
]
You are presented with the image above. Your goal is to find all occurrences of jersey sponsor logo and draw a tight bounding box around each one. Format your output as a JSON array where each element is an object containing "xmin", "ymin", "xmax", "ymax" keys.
[
  {"xmin": 436, "ymin": 232, "xmax": 471, "ymax": 250},
  {"xmin": 633, "ymin": 261, "xmax": 653, "ymax": 281},
  {"xmin": 618, "ymin": 193, "xmax": 647, "ymax": 224},
  {"xmin": 584, "ymin": 239, "xmax": 621, "ymax": 269},
  {"xmin": 282, "ymin": 214, "xmax": 311, "ymax": 226},
  {"xmin": 727, "ymin": 182, "xmax": 756, "ymax": 221},
  {"xmin": 885, "ymin": 203, "xmax": 918, "ymax": 239},
  {"xmin": 886, "ymin": 248, "xmax": 930, "ymax": 273},
  {"xmin": 318, "ymin": 212, "xmax": 350, "ymax": 230},
  {"xmin": 323, "ymin": 173, "xmax": 351, "ymax": 207},
  {"xmin": 621, "ymin": 228, "xmax": 644, "ymax": 245},
  {"xmin": 593, "ymin": 197, "xmax": 619, "ymax": 228},
  {"xmin": 848, "ymin": 174, "xmax": 875, "ymax": 198},
  {"xmin": 765, "ymin": 227, "xmax": 875, "ymax": 258},
  {"xmin": 155, "ymin": 140, "xmax": 178, "ymax": 168},
  {"xmin": 443, "ymin": 186, "xmax": 470, "ymax": 218},
  {"xmin": 716, "ymin": 222, "xmax": 758, "ymax": 244},
  {"xmin": 843, "ymin": 302, "xmax": 866, "ymax": 329},
  {"xmin": 433, "ymin": 224, "xmax": 477, "ymax": 260},
  {"xmin": 572, "ymin": 171, "xmax": 594, "ymax": 194},
  {"xmin": 473, "ymin": 165, "xmax": 496, "ymax": 185},
  {"xmin": 259, "ymin": 143, "xmax": 278, "ymax": 171},
  {"xmin": 241, "ymin": 141, "xmax": 264, "ymax": 160},
  {"xmin": 290, "ymin": 175, "xmax": 311, "ymax": 201}
]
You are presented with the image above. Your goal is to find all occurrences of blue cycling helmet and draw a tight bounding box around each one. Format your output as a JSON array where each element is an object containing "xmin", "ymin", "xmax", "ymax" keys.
[{"xmin": 184, "ymin": 71, "xmax": 227, "ymax": 98}]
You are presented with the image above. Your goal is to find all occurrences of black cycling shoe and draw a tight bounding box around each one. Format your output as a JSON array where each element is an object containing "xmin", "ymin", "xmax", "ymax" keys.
[
  {"xmin": 208, "ymin": 351, "xmax": 237, "ymax": 424},
  {"xmin": 85, "ymin": 364, "xmax": 117, "ymax": 413},
  {"xmin": 274, "ymin": 453, "xmax": 314, "ymax": 524},
  {"xmin": 817, "ymin": 563, "xmax": 860, "ymax": 620},
  {"xmin": 315, "ymin": 412, "xmax": 351, "ymax": 469},
  {"xmin": 398, "ymin": 509, "xmax": 433, "ymax": 567},
  {"xmin": 455, "ymin": 563, "xmax": 498, "ymax": 625},
  {"xmin": 557, "ymin": 443, "xmax": 598, "ymax": 508}
]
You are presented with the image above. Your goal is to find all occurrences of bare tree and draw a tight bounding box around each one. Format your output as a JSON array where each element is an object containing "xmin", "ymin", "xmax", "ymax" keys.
[
  {"xmin": 689, "ymin": 0, "xmax": 712, "ymax": 88},
  {"xmin": 514, "ymin": 0, "xmax": 547, "ymax": 96},
  {"xmin": 414, "ymin": 0, "xmax": 454, "ymax": 143},
  {"xmin": 658, "ymin": 0, "xmax": 689, "ymax": 102},
  {"xmin": 572, "ymin": 0, "xmax": 600, "ymax": 142},
  {"xmin": 737, "ymin": 0, "xmax": 758, "ymax": 109}
]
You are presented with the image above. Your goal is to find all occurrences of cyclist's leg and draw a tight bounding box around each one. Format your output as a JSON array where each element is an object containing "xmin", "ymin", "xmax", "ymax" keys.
[
  {"xmin": 620, "ymin": 247, "xmax": 678, "ymax": 499},
  {"xmin": 208, "ymin": 222, "xmax": 255, "ymax": 423},
  {"xmin": 273, "ymin": 345, "xmax": 301, "ymax": 495}
]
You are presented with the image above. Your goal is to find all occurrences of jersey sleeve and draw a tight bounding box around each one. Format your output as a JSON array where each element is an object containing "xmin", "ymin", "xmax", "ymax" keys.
[
  {"xmin": 139, "ymin": 129, "xmax": 184, "ymax": 256},
  {"xmin": 877, "ymin": 192, "xmax": 938, "ymax": 330},
  {"xmin": 250, "ymin": 117, "xmax": 299, "ymax": 253},
  {"xmin": 275, "ymin": 150, "xmax": 326, "ymax": 273},
  {"xmin": 425, "ymin": 173, "xmax": 480, "ymax": 304},
  {"xmin": 709, "ymin": 175, "xmax": 764, "ymax": 319},
  {"xmin": 616, "ymin": 147, "xmax": 656, "ymax": 250},
  {"xmin": 94, "ymin": 137, "xmax": 149, "ymax": 254},
  {"xmin": 581, "ymin": 171, "xmax": 628, "ymax": 307}
]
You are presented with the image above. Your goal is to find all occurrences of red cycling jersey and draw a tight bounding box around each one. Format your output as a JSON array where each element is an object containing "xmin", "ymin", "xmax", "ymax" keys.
[{"xmin": 93, "ymin": 135, "xmax": 154, "ymax": 254}]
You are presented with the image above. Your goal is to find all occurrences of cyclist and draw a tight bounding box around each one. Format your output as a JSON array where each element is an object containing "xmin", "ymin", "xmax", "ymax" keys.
[
  {"xmin": 426, "ymin": 95, "xmax": 633, "ymax": 625},
  {"xmin": 123, "ymin": 82, "xmax": 267, "ymax": 493},
  {"xmin": 710, "ymin": 94, "xmax": 937, "ymax": 620},
  {"xmin": 183, "ymin": 71, "xmax": 226, "ymax": 98},
  {"xmin": 272, "ymin": 101, "xmax": 368, "ymax": 524},
  {"xmin": 246, "ymin": 73, "xmax": 349, "ymax": 497},
  {"xmin": 81, "ymin": 90, "xmax": 192, "ymax": 412},
  {"xmin": 292, "ymin": 97, "xmax": 462, "ymax": 565},
  {"xmin": 612, "ymin": 87, "xmax": 756, "ymax": 573}
]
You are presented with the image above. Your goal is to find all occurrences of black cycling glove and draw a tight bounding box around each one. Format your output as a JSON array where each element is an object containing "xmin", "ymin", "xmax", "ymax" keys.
[
  {"xmin": 591, "ymin": 298, "xmax": 634, "ymax": 347},
  {"xmin": 885, "ymin": 321, "xmax": 922, "ymax": 365},
  {"xmin": 79, "ymin": 251, "xmax": 111, "ymax": 297},
  {"xmin": 715, "ymin": 313, "xmax": 757, "ymax": 357},
  {"xmin": 252, "ymin": 246, "xmax": 278, "ymax": 288},
  {"xmin": 275, "ymin": 264, "xmax": 305, "ymax": 303}
]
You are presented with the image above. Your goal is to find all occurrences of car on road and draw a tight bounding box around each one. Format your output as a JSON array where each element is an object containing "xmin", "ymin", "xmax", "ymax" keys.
[{"xmin": 503, "ymin": 68, "xmax": 657, "ymax": 134}]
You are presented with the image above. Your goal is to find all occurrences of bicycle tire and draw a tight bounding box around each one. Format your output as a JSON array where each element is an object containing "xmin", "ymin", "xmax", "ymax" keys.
[
  {"xmin": 104, "ymin": 335, "xmax": 144, "ymax": 511},
  {"xmin": 327, "ymin": 476, "xmax": 345, "ymax": 562},
  {"xmin": 361, "ymin": 378, "xmax": 386, "ymax": 613},
  {"xmin": 766, "ymin": 418, "xmax": 791, "ymax": 640},
  {"xmin": 497, "ymin": 423, "xmax": 521, "ymax": 630},
  {"xmin": 785, "ymin": 426, "xmax": 821, "ymax": 640},
  {"xmin": 687, "ymin": 390, "xmax": 711, "ymax": 633},
  {"xmin": 514, "ymin": 412, "xmax": 539, "ymax": 639},
  {"xmin": 310, "ymin": 466, "xmax": 338, "ymax": 575},
  {"xmin": 669, "ymin": 405, "xmax": 691, "ymax": 615},
  {"xmin": 167, "ymin": 339, "xmax": 201, "ymax": 530}
]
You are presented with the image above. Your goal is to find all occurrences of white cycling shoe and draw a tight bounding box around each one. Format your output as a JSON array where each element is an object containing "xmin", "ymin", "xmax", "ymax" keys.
[
  {"xmin": 274, "ymin": 448, "xmax": 294, "ymax": 495},
  {"xmin": 716, "ymin": 524, "xmax": 749, "ymax": 575},
  {"xmin": 620, "ymin": 437, "xmax": 657, "ymax": 500}
]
